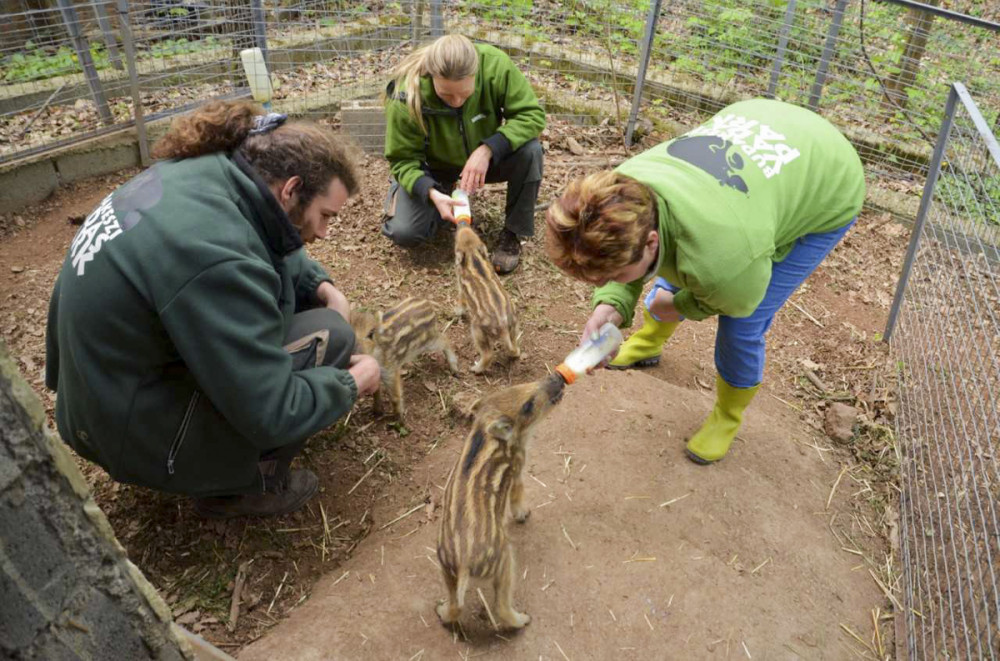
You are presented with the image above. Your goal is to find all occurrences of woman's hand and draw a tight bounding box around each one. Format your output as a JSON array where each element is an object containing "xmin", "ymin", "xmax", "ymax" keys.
[
  {"xmin": 581, "ymin": 303, "xmax": 624, "ymax": 346},
  {"xmin": 647, "ymin": 289, "xmax": 683, "ymax": 323},
  {"xmin": 460, "ymin": 144, "xmax": 492, "ymax": 194},
  {"xmin": 429, "ymin": 189, "xmax": 459, "ymax": 223},
  {"xmin": 348, "ymin": 354, "xmax": 381, "ymax": 397},
  {"xmin": 580, "ymin": 304, "xmax": 624, "ymax": 369},
  {"xmin": 316, "ymin": 281, "xmax": 350, "ymax": 320}
]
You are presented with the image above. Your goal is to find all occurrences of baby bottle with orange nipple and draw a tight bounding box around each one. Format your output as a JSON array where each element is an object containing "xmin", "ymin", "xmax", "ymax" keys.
[{"xmin": 554, "ymin": 322, "xmax": 624, "ymax": 385}]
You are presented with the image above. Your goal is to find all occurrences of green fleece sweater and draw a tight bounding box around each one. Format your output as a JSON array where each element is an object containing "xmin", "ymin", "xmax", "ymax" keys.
[
  {"xmin": 384, "ymin": 43, "xmax": 546, "ymax": 201},
  {"xmin": 594, "ymin": 99, "xmax": 865, "ymax": 326},
  {"xmin": 45, "ymin": 153, "xmax": 357, "ymax": 496}
]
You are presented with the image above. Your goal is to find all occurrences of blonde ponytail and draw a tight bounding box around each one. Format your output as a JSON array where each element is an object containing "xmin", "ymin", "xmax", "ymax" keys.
[{"xmin": 386, "ymin": 34, "xmax": 478, "ymax": 134}]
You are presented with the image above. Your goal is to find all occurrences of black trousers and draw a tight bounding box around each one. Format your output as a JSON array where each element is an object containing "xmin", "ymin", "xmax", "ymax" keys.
[
  {"xmin": 245, "ymin": 307, "xmax": 355, "ymax": 493},
  {"xmin": 382, "ymin": 138, "xmax": 544, "ymax": 247}
]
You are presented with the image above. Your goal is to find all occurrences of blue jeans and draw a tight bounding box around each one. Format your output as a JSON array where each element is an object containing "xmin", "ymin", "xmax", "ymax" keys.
[{"xmin": 659, "ymin": 219, "xmax": 855, "ymax": 389}]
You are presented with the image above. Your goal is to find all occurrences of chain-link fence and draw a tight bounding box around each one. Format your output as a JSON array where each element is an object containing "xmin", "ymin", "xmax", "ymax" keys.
[{"xmin": 884, "ymin": 81, "xmax": 999, "ymax": 659}]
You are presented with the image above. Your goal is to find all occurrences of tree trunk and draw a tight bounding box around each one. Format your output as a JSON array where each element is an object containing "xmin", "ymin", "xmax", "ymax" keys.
[{"xmin": 881, "ymin": 0, "xmax": 940, "ymax": 113}]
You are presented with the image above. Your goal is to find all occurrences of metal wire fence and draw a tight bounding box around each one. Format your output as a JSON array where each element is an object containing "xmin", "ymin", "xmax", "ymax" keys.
[
  {"xmin": 884, "ymin": 81, "xmax": 1000, "ymax": 659},
  {"xmin": 1, "ymin": 4, "xmax": 999, "ymax": 654}
]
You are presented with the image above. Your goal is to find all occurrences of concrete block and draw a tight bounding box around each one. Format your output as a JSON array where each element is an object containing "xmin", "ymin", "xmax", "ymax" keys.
[
  {"xmin": 0, "ymin": 441, "xmax": 20, "ymax": 493},
  {"xmin": 0, "ymin": 493, "xmax": 72, "ymax": 611},
  {"xmin": 0, "ymin": 569, "xmax": 48, "ymax": 651},
  {"xmin": 0, "ymin": 160, "xmax": 59, "ymax": 214},
  {"xmin": 55, "ymin": 139, "xmax": 141, "ymax": 185},
  {"xmin": 341, "ymin": 99, "xmax": 386, "ymax": 154},
  {"xmin": 29, "ymin": 633, "xmax": 80, "ymax": 661},
  {"xmin": 78, "ymin": 588, "xmax": 150, "ymax": 660}
]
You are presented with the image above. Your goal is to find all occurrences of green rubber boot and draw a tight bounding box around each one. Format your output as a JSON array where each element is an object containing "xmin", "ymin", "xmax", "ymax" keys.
[
  {"xmin": 685, "ymin": 375, "xmax": 760, "ymax": 464},
  {"xmin": 608, "ymin": 309, "xmax": 680, "ymax": 369}
]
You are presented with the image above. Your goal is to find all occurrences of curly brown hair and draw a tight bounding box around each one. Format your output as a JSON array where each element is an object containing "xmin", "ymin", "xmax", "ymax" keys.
[
  {"xmin": 151, "ymin": 100, "xmax": 360, "ymax": 205},
  {"xmin": 545, "ymin": 171, "xmax": 657, "ymax": 281}
]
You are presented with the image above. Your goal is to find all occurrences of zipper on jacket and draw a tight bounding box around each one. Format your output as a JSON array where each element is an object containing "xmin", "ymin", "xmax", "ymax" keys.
[
  {"xmin": 167, "ymin": 391, "xmax": 201, "ymax": 476},
  {"xmin": 455, "ymin": 109, "xmax": 471, "ymax": 156}
]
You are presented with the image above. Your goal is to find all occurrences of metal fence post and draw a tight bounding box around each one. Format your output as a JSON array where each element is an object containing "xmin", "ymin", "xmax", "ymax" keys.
[
  {"xmin": 808, "ymin": 0, "xmax": 848, "ymax": 111},
  {"xmin": 115, "ymin": 0, "xmax": 150, "ymax": 166},
  {"xmin": 625, "ymin": 0, "xmax": 664, "ymax": 147},
  {"xmin": 91, "ymin": 0, "xmax": 123, "ymax": 71},
  {"xmin": 883, "ymin": 83, "xmax": 960, "ymax": 342},
  {"xmin": 411, "ymin": 0, "xmax": 425, "ymax": 42},
  {"xmin": 56, "ymin": 0, "xmax": 113, "ymax": 125},
  {"xmin": 249, "ymin": 0, "xmax": 268, "ymax": 65},
  {"xmin": 767, "ymin": 0, "xmax": 797, "ymax": 98},
  {"xmin": 430, "ymin": 0, "xmax": 443, "ymax": 37}
]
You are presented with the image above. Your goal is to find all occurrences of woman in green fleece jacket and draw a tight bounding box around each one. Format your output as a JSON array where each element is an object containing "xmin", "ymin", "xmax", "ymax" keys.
[
  {"xmin": 546, "ymin": 99, "xmax": 865, "ymax": 464},
  {"xmin": 45, "ymin": 101, "xmax": 381, "ymax": 518},
  {"xmin": 382, "ymin": 34, "xmax": 546, "ymax": 273}
]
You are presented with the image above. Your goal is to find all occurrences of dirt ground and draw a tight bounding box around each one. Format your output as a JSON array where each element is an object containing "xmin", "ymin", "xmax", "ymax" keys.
[
  {"xmin": 0, "ymin": 121, "xmax": 907, "ymax": 658},
  {"xmin": 240, "ymin": 369, "xmax": 882, "ymax": 660}
]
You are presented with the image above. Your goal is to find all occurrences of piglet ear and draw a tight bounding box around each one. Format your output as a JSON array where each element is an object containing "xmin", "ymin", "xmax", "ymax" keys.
[{"xmin": 486, "ymin": 416, "xmax": 515, "ymax": 443}]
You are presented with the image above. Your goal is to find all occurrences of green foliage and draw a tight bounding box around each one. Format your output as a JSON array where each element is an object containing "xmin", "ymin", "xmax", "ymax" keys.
[
  {"xmin": 0, "ymin": 36, "xmax": 220, "ymax": 84},
  {"xmin": 1, "ymin": 44, "xmax": 108, "ymax": 83},
  {"xmin": 936, "ymin": 171, "xmax": 1000, "ymax": 226}
]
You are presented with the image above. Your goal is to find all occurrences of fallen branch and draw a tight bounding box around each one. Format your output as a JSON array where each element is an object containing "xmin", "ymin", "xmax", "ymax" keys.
[
  {"xmin": 227, "ymin": 560, "xmax": 252, "ymax": 632},
  {"xmin": 17, "ymin": 82, "xmax": 68, "ymax": 140}
]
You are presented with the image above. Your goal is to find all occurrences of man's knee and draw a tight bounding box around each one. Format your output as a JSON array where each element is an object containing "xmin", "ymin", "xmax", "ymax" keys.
[{"xmin": 285, "ymin": 308, "xmax": 355, "ymax": 369}]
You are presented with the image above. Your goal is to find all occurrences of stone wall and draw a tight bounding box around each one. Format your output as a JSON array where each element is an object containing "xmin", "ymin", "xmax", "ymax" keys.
[{"xmin": 0, "ymin": 341, "xmax": 194, "ymax": 660}]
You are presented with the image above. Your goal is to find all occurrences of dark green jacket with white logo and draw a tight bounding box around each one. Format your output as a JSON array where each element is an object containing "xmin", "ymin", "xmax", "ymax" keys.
[
  {"xmin": 45, "ymin": 153, "xmax": 358, "ymax": 496},
  {"xmin": 384, "ymin": 43, "xmax": 546, "ymax": 201}
]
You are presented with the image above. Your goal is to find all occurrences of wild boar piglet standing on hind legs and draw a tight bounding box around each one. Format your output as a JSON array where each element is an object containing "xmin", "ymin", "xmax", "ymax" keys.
[{"xmin": 435, "ymin": 374, "xmax": 566, "ymax": 630}]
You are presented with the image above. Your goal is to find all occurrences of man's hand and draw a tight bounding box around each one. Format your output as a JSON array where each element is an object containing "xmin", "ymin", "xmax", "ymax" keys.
[
  {"xmin": 647, "ymin": 289, "xmax": 682, "ymax": 323},
  {"xmin": 316, "ymin": 281, "xmax": 350, "ymax": 320},
  {"xmin": 429, "ymin": 189, "xmax": 459, "ymax": 223},
  {"xmin": 460, "ymin": 144, "xmax": 492, "ymax": 194},
  {"xmin": 348, "ymin": 354, "xmax": 381, "ymax": 397}
]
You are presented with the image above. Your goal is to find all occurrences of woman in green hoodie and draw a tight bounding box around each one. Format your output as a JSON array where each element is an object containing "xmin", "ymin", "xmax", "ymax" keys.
[
  {"xmin": 546, "ymin": 99, "xmax": 865, "ymax": 464},
  {"xmin": 382, "ymin": 34, "xmax": 546, "ymax": 273},
  {"xmin": 46, "ymin": 101, "xmax": 381, "ymax": 518}
]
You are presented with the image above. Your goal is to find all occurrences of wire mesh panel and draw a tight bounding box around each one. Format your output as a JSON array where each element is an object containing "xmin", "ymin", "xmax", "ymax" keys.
[
  {"xmin": 633, "ymin": 0, "xmax": 1000, "ymax": 218},
  {"xmin": 886, "ymin": 82, "xmax": 1000, "ymax": 659},
  {"xmin": 0, "ymin": 0, "xmax": 130, "ymax": 162}
]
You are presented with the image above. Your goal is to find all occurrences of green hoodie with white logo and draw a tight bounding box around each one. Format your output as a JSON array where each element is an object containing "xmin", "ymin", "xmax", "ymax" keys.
[{"xmin": 593, "ymin": 98, "xmax": 865, "ymax": 326}]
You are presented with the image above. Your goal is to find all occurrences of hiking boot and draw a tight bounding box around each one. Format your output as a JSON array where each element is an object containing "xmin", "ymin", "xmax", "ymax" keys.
[
  {"xmin": 492, "ymin": 229, "xmax": 522, "ymax": 274},
  {"xmin": 193, "ymin": 469, "xmax": 319, "ymax": 519}
]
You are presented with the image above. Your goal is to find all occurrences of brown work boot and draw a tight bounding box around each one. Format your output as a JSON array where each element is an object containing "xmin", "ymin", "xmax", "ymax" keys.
[
  {"xmin": 492, "ymin": 229, "xmax": 522, "ymax": 274},
  {"xmin": 193, "ymin": 469, "xmax": 319, "ymax": 519}
]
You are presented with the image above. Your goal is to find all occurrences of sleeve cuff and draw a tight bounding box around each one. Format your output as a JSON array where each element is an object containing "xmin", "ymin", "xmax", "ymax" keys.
[
  {"xmin": 482, "ymin": 133, "xmax": 512, "ymax": 165},
  {"xmin": 339, "ymin": 369, "xmax": 359, "ymax": 404},
  {"xmin": 592, "ymin": 295, "xmax": 635, "ymax": 329},
  {"xmin": 671, "ymin": 289, "xmax": 711, "ymax": 321},
  {"xmin": 412, "ymin": 175, "xmax": 438, "ymax": 203}
]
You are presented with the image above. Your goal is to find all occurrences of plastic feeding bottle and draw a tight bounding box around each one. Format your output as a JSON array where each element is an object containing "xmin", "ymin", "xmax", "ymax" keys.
[
  {"xmin": 451, "ymin": 189, "xmax": 472, "ymax": 225},
  {"xmin": 554, "ymin": 322, "xmax": 624, "ymax": 385},
  {"xmin": 240, "ymin": 47, "xmax": 273, "ymax": 109}
]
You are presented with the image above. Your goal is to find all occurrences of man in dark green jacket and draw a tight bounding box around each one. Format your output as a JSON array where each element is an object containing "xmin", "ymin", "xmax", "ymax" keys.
[
  {"xmin": 45, "ymin": 102, "xmax": 381, "ymax": 518},
  {"xmin": 383, "ymin": 34, "xmax": 546, "ymax": 273}
]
